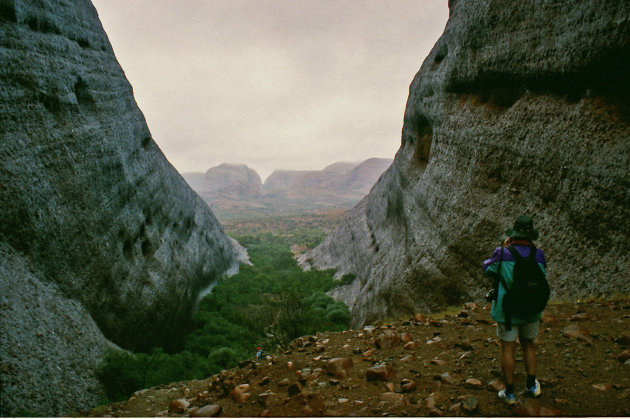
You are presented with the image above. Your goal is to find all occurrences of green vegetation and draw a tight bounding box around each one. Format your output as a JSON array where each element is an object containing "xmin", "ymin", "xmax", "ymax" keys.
[
  {"xmin": 97, "ymin": 217, "xmax": 349, "ymax": 402},
  {"xmin": 208, "ymin": 200, "xmax": 355, "ymax": 222},
  {"xmin": 96, "ymin": 349, "xmax": 211, "ymax": 402},
  {"xmin": 218, "ymin": 208, "xmax": 349, "ymax": 242}
]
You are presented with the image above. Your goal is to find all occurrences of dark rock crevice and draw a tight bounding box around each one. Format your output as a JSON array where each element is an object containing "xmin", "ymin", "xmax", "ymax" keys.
[
  {"xmin": 0, "ymin": 0, "xmax": 17, "ymax": 23},
  {"xmin": 73, "ymin": 76, "xmax": 97, "ymax": 112}
]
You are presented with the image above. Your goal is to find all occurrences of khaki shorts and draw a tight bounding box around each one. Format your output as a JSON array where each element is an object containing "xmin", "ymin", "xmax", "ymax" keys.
[{"xmin": 497, "ymin": 321, "xmax": 539, "ymax": 342}]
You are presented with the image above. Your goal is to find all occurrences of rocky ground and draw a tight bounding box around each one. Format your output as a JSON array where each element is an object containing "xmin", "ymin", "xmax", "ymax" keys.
[{"xmin": 80, "ymin": 299, "xmax": 630, "ymax": 417}]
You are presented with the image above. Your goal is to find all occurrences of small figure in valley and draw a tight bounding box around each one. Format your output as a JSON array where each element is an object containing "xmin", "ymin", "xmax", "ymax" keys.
[
  {"xmin": 482, "ymin": 215, "xmax": 550, "ymax": 405},
  {"xmin": 256, "ymin": 346, "xmax": 264, "ymax": 360}
]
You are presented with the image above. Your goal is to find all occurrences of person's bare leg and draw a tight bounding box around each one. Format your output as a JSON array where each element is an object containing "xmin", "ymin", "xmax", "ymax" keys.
[
  {"xmin": 521, "ymin": 338, "xmax": 537, "ymax": 377},
  {"xmin": 501, "ymin": 340, "xmax": 517, "ymax": 389},
  {"xmin": 521, "ymin": 337, "xmax": 541, "ymax": 396}
]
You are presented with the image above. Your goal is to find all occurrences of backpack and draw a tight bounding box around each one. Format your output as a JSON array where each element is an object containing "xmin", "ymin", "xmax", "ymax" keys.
[{"xmin": 500, "ymin": 245, "xmax": 550, "ymax": 330}]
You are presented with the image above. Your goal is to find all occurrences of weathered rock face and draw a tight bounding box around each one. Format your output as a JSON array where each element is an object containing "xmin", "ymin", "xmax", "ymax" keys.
[
  {"xmin": 0, "ymin": 0, "xmax": 242, "ymax": 415},
  {"xmin": 0, "ymin": 243, "xmax": 118, "ymax": 416},
  {"xmin": 301, "ymin": 0, "xmax": 630, "ymax": 327}
]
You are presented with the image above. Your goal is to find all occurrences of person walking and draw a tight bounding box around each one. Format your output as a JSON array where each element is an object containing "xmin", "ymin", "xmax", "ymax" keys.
[{"xmin": 482, "ymin": 215, "xmax": 548, "ymax": 404}]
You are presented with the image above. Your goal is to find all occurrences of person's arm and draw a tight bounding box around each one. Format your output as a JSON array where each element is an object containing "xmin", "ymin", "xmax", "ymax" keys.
[
  {"xmin": 483, "ymin": 247, "xmax": 502, "ymax": 280},
  {"xmin": 483, "ymin": 245, "xmax": 504, "ymax": 301}
]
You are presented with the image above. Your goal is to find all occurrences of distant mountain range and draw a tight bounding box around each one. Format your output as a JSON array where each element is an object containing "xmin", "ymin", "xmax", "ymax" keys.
[{"xmin": 182, "ymin": 158, "xmax": 392, "ymax": 217}]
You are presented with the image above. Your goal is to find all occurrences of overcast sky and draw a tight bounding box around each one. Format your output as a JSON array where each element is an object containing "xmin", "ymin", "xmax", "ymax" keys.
[{"xmin": 92, "ymin": 0, "xmax": 449, "ymax": 181}]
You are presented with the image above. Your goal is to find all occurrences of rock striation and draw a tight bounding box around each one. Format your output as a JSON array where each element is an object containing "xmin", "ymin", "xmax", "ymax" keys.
[
  {"xmin": 0, "ymin": 0, "xmax": 243, "ymax": 415},
  {"xmin": 301, "ymin": 0, "xmax": 630, "ymax": 327}
]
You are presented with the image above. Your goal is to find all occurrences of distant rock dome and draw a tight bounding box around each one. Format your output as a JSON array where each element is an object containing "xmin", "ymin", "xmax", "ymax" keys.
[{"xmin": 204, "ymin": 163, "xmax": 263, "ymax": 193}]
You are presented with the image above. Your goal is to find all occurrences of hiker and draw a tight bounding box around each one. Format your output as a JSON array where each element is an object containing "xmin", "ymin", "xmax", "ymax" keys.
[
  {"xmin": 256, "ymin": 347, "xmax": 265, "ymax": 360},
  {"xmin": 482, "ymin": 215, "xmax": 549, "ymax": 405}
]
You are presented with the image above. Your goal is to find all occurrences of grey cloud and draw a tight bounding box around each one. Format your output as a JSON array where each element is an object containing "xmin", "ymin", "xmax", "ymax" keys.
[{"xmin": 92, "ymin": 0, "xmax": 448, "ymax": 180}]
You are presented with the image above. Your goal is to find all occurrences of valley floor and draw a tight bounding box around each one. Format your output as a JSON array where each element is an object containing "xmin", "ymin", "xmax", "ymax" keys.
[{"xmin": 81, "ymin": 299, "xmax": 630, "ymax": 417}]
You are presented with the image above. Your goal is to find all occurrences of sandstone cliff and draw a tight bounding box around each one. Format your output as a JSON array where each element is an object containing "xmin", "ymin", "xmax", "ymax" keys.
[
  {"xmin": 301, "ymin": 0, "xmax": 630, "ymax": 327},
  {"xmin": 0, "ymin": 0, "xmax": 242, "ymax": 415}
]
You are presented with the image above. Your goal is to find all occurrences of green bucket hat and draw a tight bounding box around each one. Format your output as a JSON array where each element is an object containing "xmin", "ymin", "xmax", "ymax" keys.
[{"xmin": 505, "ymin": 215, "xmax": 539, "ymax": 240}]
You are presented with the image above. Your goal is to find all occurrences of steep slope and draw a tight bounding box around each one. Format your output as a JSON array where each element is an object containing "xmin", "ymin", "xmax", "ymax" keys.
[
  {"xmin": 181, "ymin": 172, "xmax": 206, "ymax": 194},
  {"xmin": 0, "ymin": 0, "xmax": 242, "ymax": 415},
  {"xmin": 301, "ymin": 0, "xmax": 630, "ymax": 327},
  {"xmin": 84, "ymin": 300, "xmax": 630, "ymax": 417},
  {"xmin": 340, "ymin": 158, "xmax": 392, "ymax": 195}
]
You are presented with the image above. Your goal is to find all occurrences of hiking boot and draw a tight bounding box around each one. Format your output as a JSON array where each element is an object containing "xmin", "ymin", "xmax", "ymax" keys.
[
  {"xmin": 498, "ymin": 389, "xmax": 516, "ymax": 405},
  {"xmin": 527, "ymin": 379, "xmax": 541, "ymax": 397}
]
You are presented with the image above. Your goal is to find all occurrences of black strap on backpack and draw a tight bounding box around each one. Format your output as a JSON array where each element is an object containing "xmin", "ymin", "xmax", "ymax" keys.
[
  {"xmin": 498, "ymin": 275, "xmax": 513, "ymax": 331},
  {"xmin": 501, "ymin": 245, "xmax": 526, "ymax": 331},
  {"xmin": 499, "ymin": 245, "xmax": 532, "ymax": 331}
]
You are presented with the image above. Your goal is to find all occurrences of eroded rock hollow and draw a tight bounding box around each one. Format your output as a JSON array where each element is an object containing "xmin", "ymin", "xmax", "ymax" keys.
[{"xmin": 301, "ymin": 0, "xmax": 630, "ymax": 327}]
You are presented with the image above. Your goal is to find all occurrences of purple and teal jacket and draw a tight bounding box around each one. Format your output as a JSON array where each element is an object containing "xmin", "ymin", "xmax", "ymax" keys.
[{"xmin": 482, "ymin": 240, "xmax": 547, "ymax": 324}]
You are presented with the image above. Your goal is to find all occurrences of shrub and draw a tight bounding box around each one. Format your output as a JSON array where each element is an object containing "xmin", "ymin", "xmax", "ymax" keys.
[
  {"xmin": 326, "ymin": 307, "xmax": 350, "ymax": 325},
  {"xmin": 96, "ymin": 349, "xmax": 210, "ymax": 402},
  {"xmin": 338, "ymin": 273, "xmax": 356, "ymax": 286},
  {"xmin": 207, "ymin": 347, "xmax": 239, "ymax": 371},
  {"xmin": 96, "ymin": 350, "xmax": 146, "ymax": 402}
]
